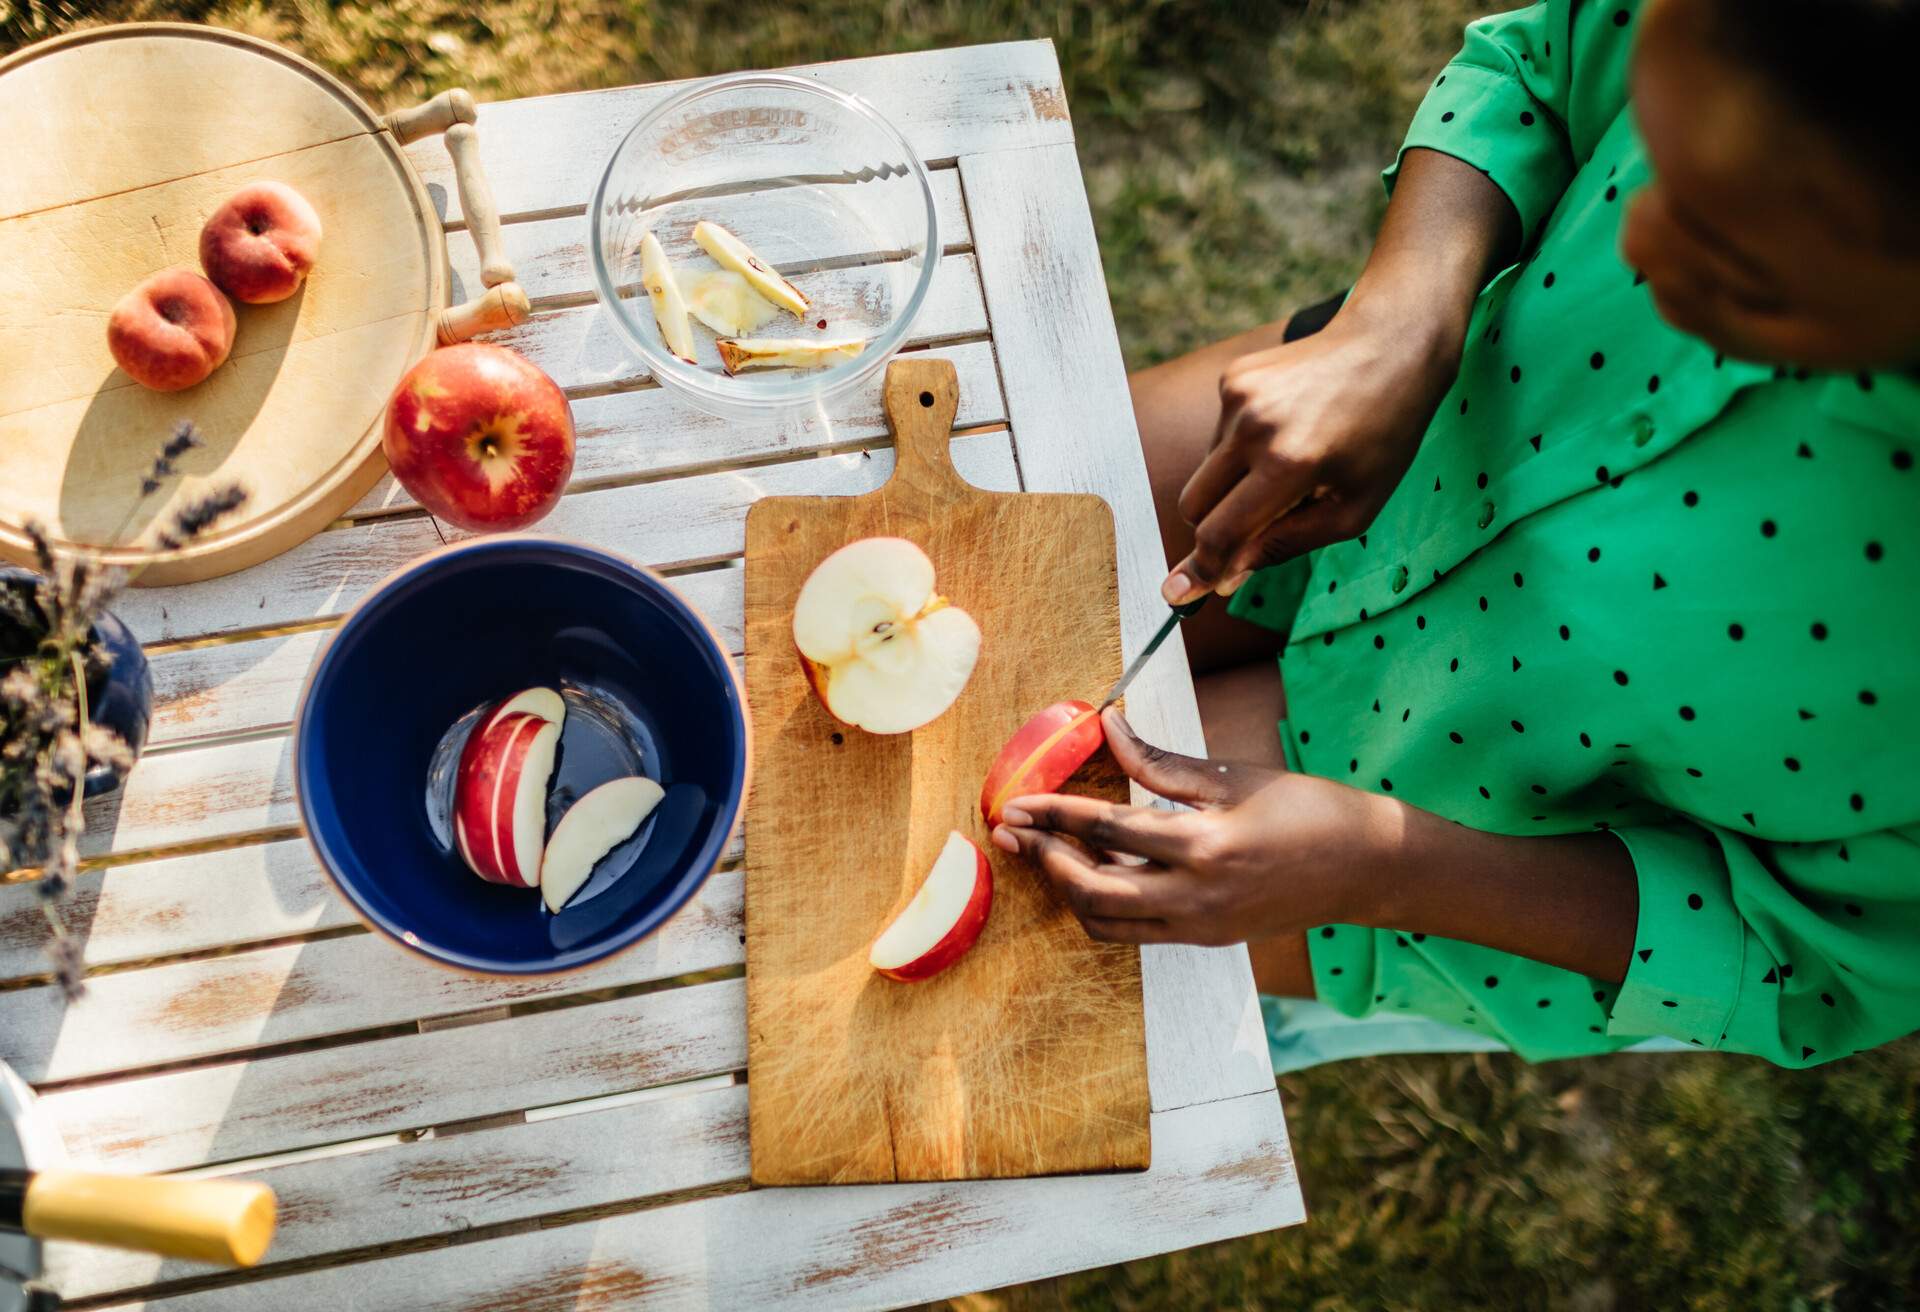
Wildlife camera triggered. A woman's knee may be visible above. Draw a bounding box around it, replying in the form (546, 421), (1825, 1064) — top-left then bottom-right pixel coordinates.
(1249, 933), (1317, 998)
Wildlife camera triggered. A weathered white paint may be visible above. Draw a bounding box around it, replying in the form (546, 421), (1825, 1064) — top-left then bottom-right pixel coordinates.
(2, 871), (742, 1085)
(116, 1088), (1300, 1312)
(115, 393), (1016, 645)
(41, 978), (748, 1175)
(403, 42), (1072, 225)
(961, 145), (1278, 1114)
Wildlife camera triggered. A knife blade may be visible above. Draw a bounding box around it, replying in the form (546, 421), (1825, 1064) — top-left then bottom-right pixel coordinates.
(1100, 598), (1206, 711)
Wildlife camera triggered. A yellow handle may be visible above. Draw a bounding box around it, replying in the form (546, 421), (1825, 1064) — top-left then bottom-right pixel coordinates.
(23, 1170), (275, 1267)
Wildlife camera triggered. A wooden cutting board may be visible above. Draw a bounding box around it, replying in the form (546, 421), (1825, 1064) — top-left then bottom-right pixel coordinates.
(0, 24), (444, 585)
(742, 356), (1150, 1186)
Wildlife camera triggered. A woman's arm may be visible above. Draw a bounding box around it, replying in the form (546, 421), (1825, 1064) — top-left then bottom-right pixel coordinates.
(992, 709), (1638, 979)
(1163, 149), (1521, 603)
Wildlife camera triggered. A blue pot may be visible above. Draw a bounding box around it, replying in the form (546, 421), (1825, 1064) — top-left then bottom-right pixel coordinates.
(293, 538), (750, 976)
(0, 568), (151, 799)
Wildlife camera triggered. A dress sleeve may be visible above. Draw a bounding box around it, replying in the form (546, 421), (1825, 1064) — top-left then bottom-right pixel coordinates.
(1386, 1), (1637, 244)
(1606, 821), (1920, 1067)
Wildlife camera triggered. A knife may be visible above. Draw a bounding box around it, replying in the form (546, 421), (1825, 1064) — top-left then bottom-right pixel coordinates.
(1099, 598), (1206, 712)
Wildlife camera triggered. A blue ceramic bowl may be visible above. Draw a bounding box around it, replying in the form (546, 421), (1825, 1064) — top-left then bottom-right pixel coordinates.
(294, 538), (749, 975)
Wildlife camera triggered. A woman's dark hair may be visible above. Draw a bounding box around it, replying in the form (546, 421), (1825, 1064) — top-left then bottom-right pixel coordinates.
(1710, 0), (1917, 188)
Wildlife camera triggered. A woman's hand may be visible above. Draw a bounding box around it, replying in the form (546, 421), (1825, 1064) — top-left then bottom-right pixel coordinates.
(989, 709), (1400, 946)
(1162, 307), (1463, 604)
(1160, 148), (1524, 606)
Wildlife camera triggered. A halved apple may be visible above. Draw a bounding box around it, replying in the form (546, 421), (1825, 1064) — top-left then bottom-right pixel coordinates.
(792, 537), (981, 735)
(691, 220), (808, 316)
(540, 775), (666, 913)
(640, 231), (697, 364)
(686, 270), (780, 337)
(452, 711), (561, 887)
(715, 336), (867, 375)
(981, 699), (1106, 826)
(869, 831), (992, 981)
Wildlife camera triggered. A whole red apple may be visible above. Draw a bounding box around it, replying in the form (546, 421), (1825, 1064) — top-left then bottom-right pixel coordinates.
(199, 181), (323, 305)
(106, 269), (236, 392)
(383, 343), (575, 531)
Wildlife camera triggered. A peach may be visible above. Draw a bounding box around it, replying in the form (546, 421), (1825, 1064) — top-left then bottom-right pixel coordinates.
(199, 181), (323, 304)
(981, 699), (1106, 826)
(106, 269), (237, 392)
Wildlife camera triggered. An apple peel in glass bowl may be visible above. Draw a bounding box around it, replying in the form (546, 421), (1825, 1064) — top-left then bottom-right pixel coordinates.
(793, 537), (980, 735)
(981, 699), (1108, 827)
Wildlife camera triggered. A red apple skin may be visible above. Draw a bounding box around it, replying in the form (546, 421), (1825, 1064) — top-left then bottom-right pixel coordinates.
(383, 343), (575, 532)
(199, 181), (323, 304)
(452, 710), (544, 886)
(876, 844), (993, 982)
(106, 270), (236, 392)
(981, 699), (1106, 826)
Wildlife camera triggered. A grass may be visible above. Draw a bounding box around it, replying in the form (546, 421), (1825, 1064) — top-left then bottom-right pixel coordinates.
(5, 0), (1917, 1306)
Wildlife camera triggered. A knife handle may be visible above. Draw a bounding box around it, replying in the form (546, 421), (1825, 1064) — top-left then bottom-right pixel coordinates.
(6, 1167), (275, 1267)
(1172, 598), (1208, 619)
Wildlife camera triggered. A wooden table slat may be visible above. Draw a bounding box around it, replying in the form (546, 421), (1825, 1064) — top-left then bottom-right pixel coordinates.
(44, 1081), (752, 1303)
(2, 870), (742, 1086)
(403, 42), (1072, 226)
(39, 977), (748, 1175)
(114, 371), (1015, 647)
(960, 146), (1278, 1115)
(111, 1088), (1298, 1312)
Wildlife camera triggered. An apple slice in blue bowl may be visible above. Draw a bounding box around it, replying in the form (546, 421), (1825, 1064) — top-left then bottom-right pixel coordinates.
(294, 537), (748, 976)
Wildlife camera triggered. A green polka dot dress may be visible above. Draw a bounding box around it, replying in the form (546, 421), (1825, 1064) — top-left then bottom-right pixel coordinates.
(1229, 0), (1920, 1068)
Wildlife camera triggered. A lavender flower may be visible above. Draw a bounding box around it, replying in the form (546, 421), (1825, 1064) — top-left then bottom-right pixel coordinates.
(3, 423), (247, 999)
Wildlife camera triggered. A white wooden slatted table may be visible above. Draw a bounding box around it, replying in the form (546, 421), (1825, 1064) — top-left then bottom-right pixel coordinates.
(0, 39), (1303, 1309)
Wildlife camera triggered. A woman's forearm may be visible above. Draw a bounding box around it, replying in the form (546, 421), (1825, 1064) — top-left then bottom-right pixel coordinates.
(1340, 147), (1524, 370)
(1356, 797), (1641, 983)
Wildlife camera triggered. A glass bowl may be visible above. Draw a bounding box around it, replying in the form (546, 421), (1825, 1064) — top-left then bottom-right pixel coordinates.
(589, 73), (939, 420)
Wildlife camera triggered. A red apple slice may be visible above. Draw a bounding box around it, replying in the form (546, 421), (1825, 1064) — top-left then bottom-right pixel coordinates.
(452, 711), (561, 887)
(540, 776), (666, 913)
(980, 699), (1106, 826)
(869, 831), (992, 982)
(483, 685), (565, 734)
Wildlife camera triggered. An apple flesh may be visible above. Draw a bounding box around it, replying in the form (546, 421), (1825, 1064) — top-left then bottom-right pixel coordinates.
(453, 710), (561, 886)
(869, 831), (992, 981)
(639, 231), (697, 363)
(106, 269), (236, 392)
(686, 270), (779, 337)
(199, 181), (323, 304)
(484, 686), (566, 735)
(792, 537), (980, 735)
(383, 343), (575, 532)
(691, 220), (808, 316)
(980, 699), (1106, 826)
(540, 775), (665, 913)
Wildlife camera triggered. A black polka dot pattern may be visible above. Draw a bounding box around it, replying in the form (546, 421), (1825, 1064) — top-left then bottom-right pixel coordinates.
(1268, 66), (1914, 1071)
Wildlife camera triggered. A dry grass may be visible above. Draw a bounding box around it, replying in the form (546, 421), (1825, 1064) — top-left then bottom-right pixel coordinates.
(5, 1), (1917, 1306)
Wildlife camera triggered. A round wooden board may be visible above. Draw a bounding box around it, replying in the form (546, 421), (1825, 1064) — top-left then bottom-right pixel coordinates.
(0, 25), (445, 586)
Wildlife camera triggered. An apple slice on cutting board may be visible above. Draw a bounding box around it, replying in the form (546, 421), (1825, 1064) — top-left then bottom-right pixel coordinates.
(453, 711), (561, 887)
(981, 699), (1107, 826)
(869, 831), (992, 982)
(541, 775), (666, 913)
(792, 536), (980, 734)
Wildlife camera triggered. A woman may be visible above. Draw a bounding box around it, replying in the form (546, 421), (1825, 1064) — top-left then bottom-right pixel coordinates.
(991, 0), (1920, 1067)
